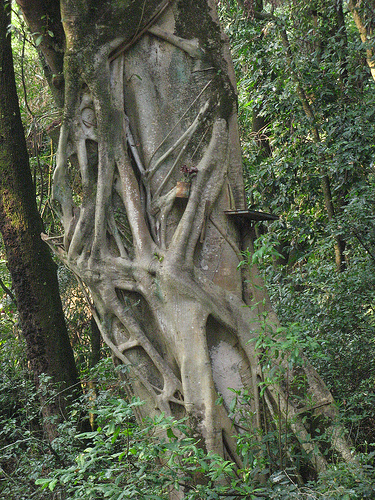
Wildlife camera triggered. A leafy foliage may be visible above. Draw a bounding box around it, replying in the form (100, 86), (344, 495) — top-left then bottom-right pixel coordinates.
(0, 341), (375, 499)
(219, 0), (375, 451)
(0, 315), (50, 499)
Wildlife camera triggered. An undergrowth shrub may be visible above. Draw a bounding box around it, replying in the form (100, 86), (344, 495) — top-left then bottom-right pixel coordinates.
(1, 346), (375, 499)
(1, 309), (375, 499)
(0, 318), (54, 500)
(32, 360), (375, 499)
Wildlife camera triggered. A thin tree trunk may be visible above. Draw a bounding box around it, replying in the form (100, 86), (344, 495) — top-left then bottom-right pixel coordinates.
(0, 0), (83, 442)
(87, 315), (101, 429)
(244, 4), (346, 270)
(348, 0), (375, 83)
(278, 23), (346, 271)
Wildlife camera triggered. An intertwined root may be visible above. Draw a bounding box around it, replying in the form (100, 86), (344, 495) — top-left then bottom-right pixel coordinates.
(43, 0), (354, 474)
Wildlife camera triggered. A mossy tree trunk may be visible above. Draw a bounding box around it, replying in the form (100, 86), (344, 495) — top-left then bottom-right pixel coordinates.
(0, 0), (83, 442)
(17, 0), (353, 481)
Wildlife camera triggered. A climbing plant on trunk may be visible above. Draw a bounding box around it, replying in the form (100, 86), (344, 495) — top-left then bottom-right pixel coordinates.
(17, 0), (353, 480)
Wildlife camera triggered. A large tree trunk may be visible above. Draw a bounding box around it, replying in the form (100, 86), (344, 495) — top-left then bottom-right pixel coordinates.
(0, 0), (83, 442)
(19, 0), (353, 479)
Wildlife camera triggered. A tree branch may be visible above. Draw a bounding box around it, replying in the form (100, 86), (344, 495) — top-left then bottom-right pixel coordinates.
(0, 276), (15, 302)
(168, 118), (228, 265)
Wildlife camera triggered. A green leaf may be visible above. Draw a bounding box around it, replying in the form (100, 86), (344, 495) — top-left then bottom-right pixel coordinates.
(167, 427), (177, 440)
(35, 34), (43, 46)
(35, 478), (50, 489)
(48, 479), (58, 491)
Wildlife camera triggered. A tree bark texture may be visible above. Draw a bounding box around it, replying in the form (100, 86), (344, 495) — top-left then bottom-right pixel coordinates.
(18, 0), (353, 472)
(0, 0), (82, 442)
